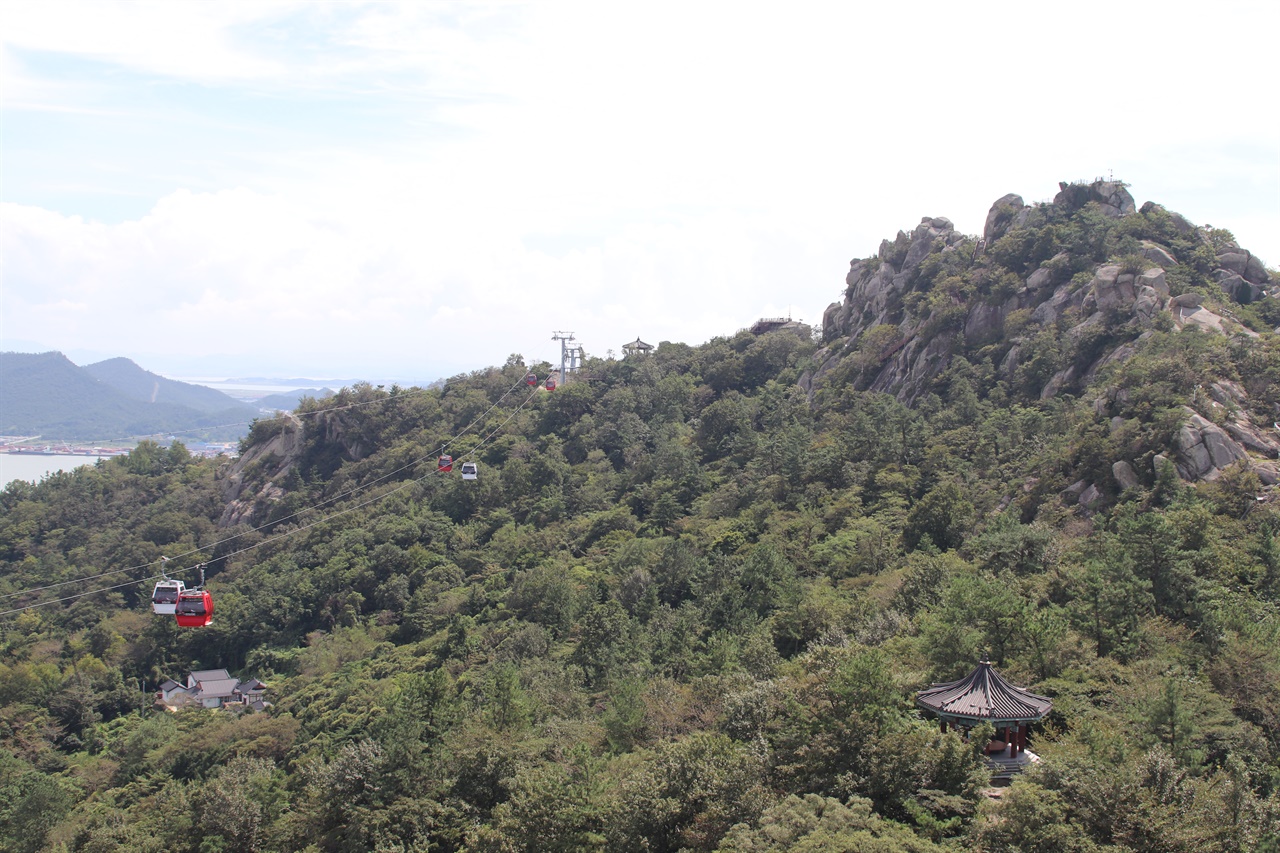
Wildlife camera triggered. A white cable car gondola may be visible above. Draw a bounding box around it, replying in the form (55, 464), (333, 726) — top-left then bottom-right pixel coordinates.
(151, 578), (186, 615)
(461, 461), (478, 480)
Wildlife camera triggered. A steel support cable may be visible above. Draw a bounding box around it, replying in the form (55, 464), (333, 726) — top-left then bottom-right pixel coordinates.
(1, 372), (538, 600)
(51, 373), (480, 453)
(0, 376), (547, 616)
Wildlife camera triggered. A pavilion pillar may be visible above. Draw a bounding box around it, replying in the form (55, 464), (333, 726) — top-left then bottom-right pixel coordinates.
(940, 719), (947, 734)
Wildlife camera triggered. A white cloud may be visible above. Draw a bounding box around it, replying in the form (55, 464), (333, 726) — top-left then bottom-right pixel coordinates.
(2, 1), (1278, 379)
(2, 1), (293, 84)
(1, 182), (842, 377)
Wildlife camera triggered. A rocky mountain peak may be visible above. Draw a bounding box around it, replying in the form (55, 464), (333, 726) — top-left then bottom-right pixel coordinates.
(811, 178), (1278, 493)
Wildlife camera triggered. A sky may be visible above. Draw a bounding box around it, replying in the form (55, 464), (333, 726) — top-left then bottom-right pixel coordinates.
(2, 0), (1278, 383)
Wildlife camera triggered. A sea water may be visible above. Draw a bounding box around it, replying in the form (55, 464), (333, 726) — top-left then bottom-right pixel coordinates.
(0, 454), (109, 489)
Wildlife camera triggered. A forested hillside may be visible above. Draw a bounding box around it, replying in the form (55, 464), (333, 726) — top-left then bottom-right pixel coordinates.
(2, 181), (1279, 852)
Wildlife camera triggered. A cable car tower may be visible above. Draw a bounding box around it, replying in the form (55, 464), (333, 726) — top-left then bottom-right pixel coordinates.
(551, 331), (584, 385)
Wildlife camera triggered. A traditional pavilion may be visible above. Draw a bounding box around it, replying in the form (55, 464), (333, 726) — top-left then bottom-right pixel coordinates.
(916, 657), (1052, 760)
(622, 337), (654, 357)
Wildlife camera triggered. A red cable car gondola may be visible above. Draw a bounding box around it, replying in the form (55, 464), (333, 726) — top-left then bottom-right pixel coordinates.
(175, 589), (214, 627)
(545, 377), (556, 391)
(438, 454), (453, 472)
(525, 372), (538, 386)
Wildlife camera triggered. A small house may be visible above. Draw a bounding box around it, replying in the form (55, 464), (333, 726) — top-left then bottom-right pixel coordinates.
(156, 668), (270, 711)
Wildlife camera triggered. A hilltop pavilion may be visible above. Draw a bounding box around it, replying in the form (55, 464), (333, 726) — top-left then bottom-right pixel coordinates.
(622, 338), (654, 357)
(916, 657), (1052, 759)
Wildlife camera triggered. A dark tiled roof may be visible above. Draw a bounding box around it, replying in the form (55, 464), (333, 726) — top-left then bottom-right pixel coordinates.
(917, 659), (1052, 722)
(189, 668), (231, 684)
(194, 677), (240, 699)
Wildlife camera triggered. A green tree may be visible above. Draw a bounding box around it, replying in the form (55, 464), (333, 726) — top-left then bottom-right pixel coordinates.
(0, 751), (72, 853)
(1145, 677), (1200, 766)
(1067, 556), (1151, 658)
(611, 733), (769, 852)
(972, 780), (1102, 853)
(717, 793), (948, 852)
(904, 481), (974, 552)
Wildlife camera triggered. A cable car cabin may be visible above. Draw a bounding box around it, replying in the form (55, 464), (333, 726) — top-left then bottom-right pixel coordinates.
(545, 378), (557, 391)
(525, 372), (538, 386)
(174, 589), (214, 627)
(461, 461), (479, 480)
(151, 579), (186, 615)
(438, 454), (453, 472)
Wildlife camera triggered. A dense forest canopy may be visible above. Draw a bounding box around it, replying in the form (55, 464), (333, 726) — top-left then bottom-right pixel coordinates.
(2, 185), (1279, 852)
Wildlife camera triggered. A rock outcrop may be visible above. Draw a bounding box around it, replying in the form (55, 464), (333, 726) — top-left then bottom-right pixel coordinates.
(217, 414), (303, 528)
(820, 215), (972, 402)
(1174, 410), (1248, 481)
(810, 177), (1279, 494)
(1052, 180), (1136, 217)
(984, 193), (1028, 244)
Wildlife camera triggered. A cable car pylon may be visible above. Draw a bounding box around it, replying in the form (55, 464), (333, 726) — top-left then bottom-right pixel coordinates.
(551, 331), (583, 386)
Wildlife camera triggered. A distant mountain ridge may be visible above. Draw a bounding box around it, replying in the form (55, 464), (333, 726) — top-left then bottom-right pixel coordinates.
(256, 389), (336, 411)
(0, 351), (256, 442)
(83, 357), (260, 415)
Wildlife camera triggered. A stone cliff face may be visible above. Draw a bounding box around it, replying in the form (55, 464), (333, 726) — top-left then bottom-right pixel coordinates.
(217, 414), (303, 528)
(811, 179), (1278, 491)
(215, 399), (376, 528)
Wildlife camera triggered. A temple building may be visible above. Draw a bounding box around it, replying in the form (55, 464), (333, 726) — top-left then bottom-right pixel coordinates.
(916, 657), (1052, 776)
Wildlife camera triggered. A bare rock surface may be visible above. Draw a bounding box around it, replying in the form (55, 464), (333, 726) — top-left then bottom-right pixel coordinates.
(1113, 460), (1141, 491)
(984, 193), (1027, 244)
(1139, 241), (1177, 268)
(218, 414), (303, 527)
(1174, 411), (1247, 481)
(812, 177), (1277, 497)
(1053, 180), (1136, 217)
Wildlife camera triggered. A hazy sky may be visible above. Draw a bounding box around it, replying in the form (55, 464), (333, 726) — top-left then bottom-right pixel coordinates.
(3, 1), (1277, 381)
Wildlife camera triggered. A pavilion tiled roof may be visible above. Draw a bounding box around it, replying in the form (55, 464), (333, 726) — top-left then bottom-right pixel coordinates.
(916, 658), (1052, 723)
